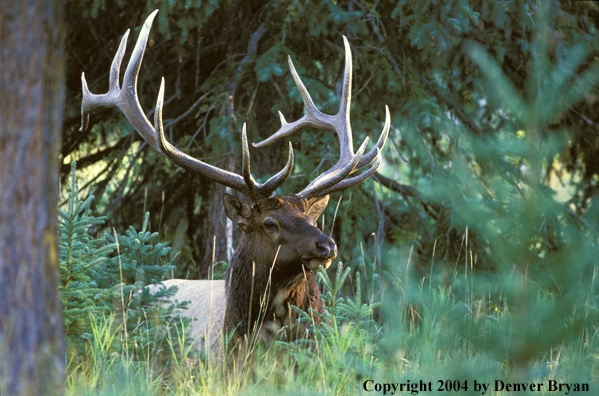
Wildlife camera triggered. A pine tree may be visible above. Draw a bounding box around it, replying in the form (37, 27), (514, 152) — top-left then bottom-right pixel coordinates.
(59, 162), (116, 350)
(59, 162), (190, 357)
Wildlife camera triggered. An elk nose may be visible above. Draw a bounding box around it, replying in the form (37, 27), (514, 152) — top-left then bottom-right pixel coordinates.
(316, 236), (337, 259)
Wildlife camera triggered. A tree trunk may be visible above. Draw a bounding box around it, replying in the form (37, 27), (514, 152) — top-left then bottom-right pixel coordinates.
(0, 1), (66, 395)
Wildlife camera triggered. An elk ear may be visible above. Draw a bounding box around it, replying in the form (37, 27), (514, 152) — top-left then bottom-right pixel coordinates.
(306, 195), (330, 221)
(222, 193), (252, 232)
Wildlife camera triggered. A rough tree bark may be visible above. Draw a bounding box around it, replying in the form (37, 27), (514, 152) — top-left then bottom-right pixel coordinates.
(0, 1), (66, 395)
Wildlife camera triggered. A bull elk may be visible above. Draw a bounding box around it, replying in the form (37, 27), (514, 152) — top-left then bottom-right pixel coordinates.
(80, 10), (390, 354)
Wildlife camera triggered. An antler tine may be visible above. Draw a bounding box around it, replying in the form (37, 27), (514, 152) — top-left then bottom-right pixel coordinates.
(153, 79), (253, 198)
(354, 105), (391, 171)
(299, 136), (369, 200)
(241, 125), (295, 199)
(80, 10), (160, 150)
(252, 36), (390, 199)
(81, 10), (294, 202)
(251, 53), (337, 149)
(80, 29), (130, 133)
(317, 149), (381, 197)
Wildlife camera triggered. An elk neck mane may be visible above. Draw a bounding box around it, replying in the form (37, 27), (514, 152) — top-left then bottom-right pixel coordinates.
(223, 196), (324, 339)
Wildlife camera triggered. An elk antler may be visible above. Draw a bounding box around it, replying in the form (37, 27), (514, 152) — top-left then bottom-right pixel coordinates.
(253, 37), (390, 200)
(79, 10), (293, 202)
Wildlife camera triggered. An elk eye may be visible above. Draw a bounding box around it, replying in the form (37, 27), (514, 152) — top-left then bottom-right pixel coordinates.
(264, 220), (277, 230)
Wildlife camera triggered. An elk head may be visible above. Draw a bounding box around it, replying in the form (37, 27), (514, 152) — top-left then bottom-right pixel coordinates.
(79, 9), (390, 278)
(223, 193), (335, 275)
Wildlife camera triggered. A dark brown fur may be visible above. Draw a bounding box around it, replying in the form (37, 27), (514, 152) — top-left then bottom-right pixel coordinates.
(222, 194), (334, 344)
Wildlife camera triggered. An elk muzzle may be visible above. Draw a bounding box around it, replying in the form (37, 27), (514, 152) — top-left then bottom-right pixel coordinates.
(301, 234), (336, 270)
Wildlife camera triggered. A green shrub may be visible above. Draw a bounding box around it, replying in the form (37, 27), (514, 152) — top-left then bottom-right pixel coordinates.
(59, 162), (190, 360)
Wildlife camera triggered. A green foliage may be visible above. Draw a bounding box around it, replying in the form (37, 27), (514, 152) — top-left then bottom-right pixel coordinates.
(59, 162), (190, 358)
(278, 263), (380, 381)
(254, 44), (289, 82)
(313, 263), (380, 346)
(63, 0), (599, 278)
(62, 1), (599, 393)
(396, 0), (599, 377)
(59, 162), (117, 350)
(103, 212), (173, 289)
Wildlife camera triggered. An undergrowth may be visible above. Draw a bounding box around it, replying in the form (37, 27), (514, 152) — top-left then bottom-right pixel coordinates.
(60, 11), (599, 390)
(63, 258), (599, 395)
(59, 162), (191, 366)
(60, 159), (599, 395)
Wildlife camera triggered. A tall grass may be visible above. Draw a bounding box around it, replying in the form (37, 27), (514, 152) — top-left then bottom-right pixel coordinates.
(64, 3), (599, 393)
(64, 251), (598, 395)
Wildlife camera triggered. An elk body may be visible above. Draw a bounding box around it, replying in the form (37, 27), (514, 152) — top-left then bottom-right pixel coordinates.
(80, 10), (390, 354)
